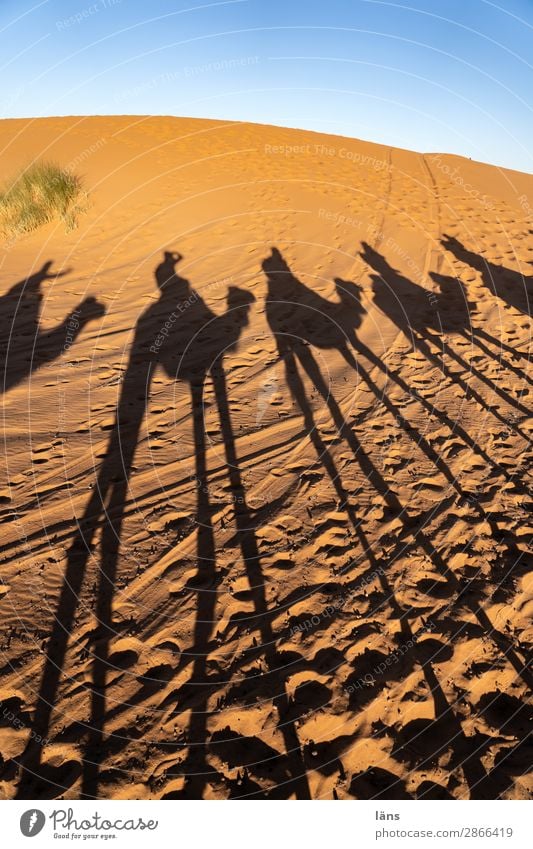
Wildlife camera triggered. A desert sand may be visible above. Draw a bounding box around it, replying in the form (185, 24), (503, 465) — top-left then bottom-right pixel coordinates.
(0, 115), (531, 800)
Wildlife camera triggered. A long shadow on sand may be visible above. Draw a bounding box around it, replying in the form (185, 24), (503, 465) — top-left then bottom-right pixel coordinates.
(1, 261), (105, 393)
(261, 246), (531, 799)
(14, 247), (530, 800)
(361, 243), (530, 430)
(16, 251), (310, 800)
(442, 234), (532, 319)
(429, 269), (532, 388)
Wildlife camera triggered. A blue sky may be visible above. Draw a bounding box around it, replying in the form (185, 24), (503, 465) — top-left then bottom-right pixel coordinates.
(1, 0), (532, 172)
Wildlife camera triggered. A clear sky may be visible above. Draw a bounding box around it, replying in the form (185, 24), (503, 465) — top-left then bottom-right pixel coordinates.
(1, 0), (532, 172)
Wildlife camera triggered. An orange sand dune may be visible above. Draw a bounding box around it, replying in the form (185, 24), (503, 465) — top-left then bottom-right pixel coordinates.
(0, 116), (531, 800)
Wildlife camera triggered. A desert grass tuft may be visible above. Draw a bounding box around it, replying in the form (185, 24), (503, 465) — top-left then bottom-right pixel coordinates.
(0, 161), (88, 240)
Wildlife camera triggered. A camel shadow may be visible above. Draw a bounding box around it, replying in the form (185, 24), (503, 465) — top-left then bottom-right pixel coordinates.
(429, 271), (532, 384)
(442, 234), (532, 318)
(15, 252), (244, 797)
(1, 261), (105, 393)
(262, 246), (531, 798)
(16, 251), (309, 801)
(14, 248), (529, 800)
(361, 242), (530, 428)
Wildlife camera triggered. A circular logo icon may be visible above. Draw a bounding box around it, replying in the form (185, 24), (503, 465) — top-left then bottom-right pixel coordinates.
(20, 810), (46, 837)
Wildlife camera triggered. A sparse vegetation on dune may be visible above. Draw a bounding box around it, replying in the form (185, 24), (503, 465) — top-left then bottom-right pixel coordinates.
(0, 161), (88, 239)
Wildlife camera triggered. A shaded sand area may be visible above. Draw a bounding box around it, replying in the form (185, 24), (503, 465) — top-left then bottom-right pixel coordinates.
(0, 116), (531, 799)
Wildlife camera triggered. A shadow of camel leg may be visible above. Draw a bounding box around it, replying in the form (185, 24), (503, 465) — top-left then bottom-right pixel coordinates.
(415, 531), (533, 689)
(15, 486), (106, 798)
(415, 333), (530, 435)
(338, 344), (470, 500)
(178, 380), (219, 798)
(82, 477), (128, 799)
(279, 342), (399, 588)
(431, 331), (530, 417)
(351, 338), (526, 491)
(301, 344), (532, 691)
(211, 360), (311, 800)
(295, 345), (403, 513)
(281, 343), (363, 522)
(283, 347), (497, 797)
(467, 330), (533, 387)
(81, 361), (150, 798)
(17, 358), (150, 798)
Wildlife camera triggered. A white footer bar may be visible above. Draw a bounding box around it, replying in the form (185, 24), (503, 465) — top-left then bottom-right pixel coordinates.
(4, 799), (530, 849)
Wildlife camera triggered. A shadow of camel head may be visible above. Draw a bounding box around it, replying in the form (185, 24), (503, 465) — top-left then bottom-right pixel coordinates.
(76, 295), (107, 322)
(334, 276), (365, 304)
(226, 284), (255, 318)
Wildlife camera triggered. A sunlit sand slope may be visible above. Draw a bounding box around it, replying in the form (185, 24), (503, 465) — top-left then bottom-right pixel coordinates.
(0, 116), (531, 800)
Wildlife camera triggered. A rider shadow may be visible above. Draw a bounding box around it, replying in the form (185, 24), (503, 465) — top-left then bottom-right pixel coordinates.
(442, 234), (533, 318)
(262, 246), (529, 798)
(16, 251), (309, 800)
(263, 247), (402, 517)
(327, 254), (528, 499)
(429, 270), (533, 387)
(1, 261), (105, 393)
(360, 242), (530, 429)
(263, 247), (474, 509)
(354, 245), (531, 685)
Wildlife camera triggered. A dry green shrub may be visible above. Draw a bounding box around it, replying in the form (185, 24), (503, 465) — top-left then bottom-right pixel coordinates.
(0, 161), (88, 239)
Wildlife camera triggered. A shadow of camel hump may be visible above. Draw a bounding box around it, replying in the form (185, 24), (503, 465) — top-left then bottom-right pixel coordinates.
(263, 247), (365, 351)
(442, 234), (533, 317)
(360, 241), (531, 426)
(429, 269), (533, 386)
(14, 245), (530, 801)
(0, 260), (105, 393)
(16, 250), (312, 801)
(154, 257), (255, 383)
(262, 245), (531, 799)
